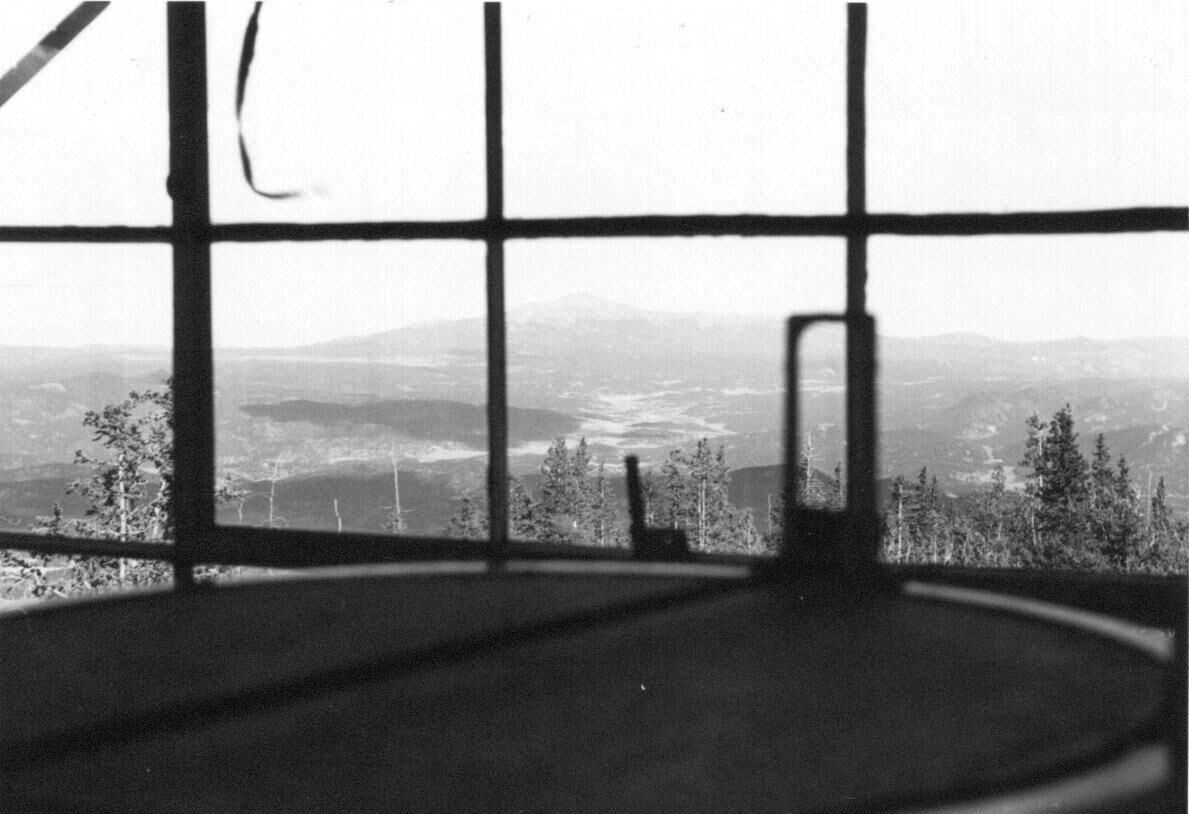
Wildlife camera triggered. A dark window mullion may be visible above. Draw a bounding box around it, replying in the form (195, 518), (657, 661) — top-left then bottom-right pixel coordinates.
(485, 2), (509, 559)
(168, 2), (215, 588)
(845, 3), (879, 559)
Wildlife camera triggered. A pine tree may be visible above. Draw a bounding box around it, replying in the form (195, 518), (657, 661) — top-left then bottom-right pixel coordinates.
(215, 473), (249, 525)
(661, 448), (689, 532)
(570, 437), (595, 532)
(906, 467), (941, 562)
(883, 475), (906, 563)
(792, 434), (827, 508)
(444, 491), (489, 539)
(28, 381), (243, 595)
(1144, 476), (1189, 573)
(534, 436), (614, 545)
(829, 461), (844, 511)
(509, 476), (547, 540)
(30, 385), (174, 591)
(765, 489), (785, 552)
(640, 469), (659, 527)
(539, 437), (572, 521)
(1021, 405), (1090, 567)
(1087, 433), (1116, 566)
(1149, 475), (1172, 553)
(1104, 456), (1140, 568)
(67, 386), (174, 543)
(654, 439), (747, 553)
(588, 460), (622, 547)
(973, 465), (1017, 566)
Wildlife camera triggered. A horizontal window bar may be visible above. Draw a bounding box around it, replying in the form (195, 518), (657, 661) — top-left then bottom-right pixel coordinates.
(193, 527), (758, 570)
(0, 226), (172, 242)
(212, 209), (1189, 240)
(0, 208), (1181, 245)
(2, 526), (761, 570)
(0, 532), (174, 562)
(869, 209), (1188, 236)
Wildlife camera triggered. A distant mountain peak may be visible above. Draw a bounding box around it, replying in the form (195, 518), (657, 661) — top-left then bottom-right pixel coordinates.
(509, 293), (648, 322)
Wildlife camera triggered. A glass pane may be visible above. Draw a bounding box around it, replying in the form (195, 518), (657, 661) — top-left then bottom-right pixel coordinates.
(0, 4), (169, 224)
(213, 241), (488, 539)
(870, 233), (1189, 573)
(206, 5), (485, 223)
(504, 2), (846, 216)
(506, 237), (845, 554)
(790, 322), (847, 513)
(868, 1), (1188, 212)
(0, 245), (172, 559)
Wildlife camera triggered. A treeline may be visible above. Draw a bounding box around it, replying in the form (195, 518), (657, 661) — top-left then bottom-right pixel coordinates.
(453, 405), (1187, 575)
(446, 436), (836, 557)
(5, 386), (1186, 602)
(883, 405), (1188, 574)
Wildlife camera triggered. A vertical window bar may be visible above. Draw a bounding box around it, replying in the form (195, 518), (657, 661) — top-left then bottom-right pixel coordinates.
(484, 3), (509, 561)
(167, 2), (215, 589)
(845, 3), (879, 559)
(846, 3), (867, 239)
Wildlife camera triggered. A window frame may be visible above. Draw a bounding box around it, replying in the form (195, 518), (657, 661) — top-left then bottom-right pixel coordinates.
(0, 1), (1184, 583)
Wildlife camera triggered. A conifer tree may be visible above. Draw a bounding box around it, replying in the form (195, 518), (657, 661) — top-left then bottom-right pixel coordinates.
(884, 475), (906, 562)
(1021, 405), (1090, 566)
(534, 436), (611, 544)
(829, 462), (844, 511)
(28, 381), (248, 594)
(1104, 455), (1140, 568)
(1150, 476), (1171, 539)
(509, 476), (547, 540)
(656, 439), (747, 552)
(589, 460), (621, 546)
(444, 491), (488, 539)
(66, 386), (174, 543)
(765, 489), (785, 551)
(539, 437), (573, 521)
(661, 448), (689, 532)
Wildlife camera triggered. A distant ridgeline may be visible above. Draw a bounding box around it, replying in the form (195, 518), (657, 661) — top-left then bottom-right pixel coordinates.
(2, 313), (1189, 597)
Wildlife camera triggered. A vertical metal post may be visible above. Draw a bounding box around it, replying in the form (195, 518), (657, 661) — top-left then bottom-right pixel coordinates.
(846, 4), (867, 245)
(167, 3), (214, 589)
(484, 3), (509, 562)
(845, 3), (879, 560)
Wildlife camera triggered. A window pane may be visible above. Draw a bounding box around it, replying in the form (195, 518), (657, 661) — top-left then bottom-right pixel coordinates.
(206, 5), (485, 223)
(504, 3), (846, 216)
(0, 4), (169, 225)
(790, 322), (847, 513)
(870, 233), (1189, 572)
(506, 237), (845, 553)
(0, 245), (172, 558)
(213, 242), (488, 539)
(868, 1), (1187, 212)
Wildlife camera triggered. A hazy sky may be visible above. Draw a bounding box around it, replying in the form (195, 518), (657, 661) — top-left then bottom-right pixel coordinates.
(0, 1), (1184, 347)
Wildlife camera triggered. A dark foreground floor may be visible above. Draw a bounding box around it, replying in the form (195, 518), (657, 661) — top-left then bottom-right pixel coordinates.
(0, 565), (1175, 811)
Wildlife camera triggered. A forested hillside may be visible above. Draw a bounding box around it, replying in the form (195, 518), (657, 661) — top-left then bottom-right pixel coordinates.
(3, 385), (1186, 601)
(440, 405), (1187, 574)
